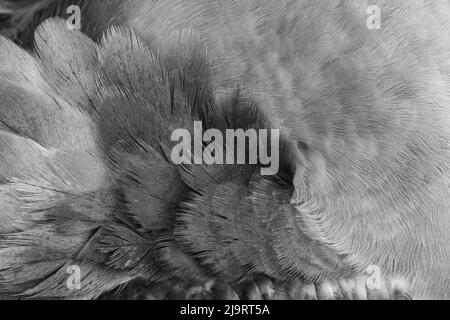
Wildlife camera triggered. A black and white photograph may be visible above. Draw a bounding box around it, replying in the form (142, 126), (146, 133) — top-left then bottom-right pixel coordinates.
(0, 0), (448, 305)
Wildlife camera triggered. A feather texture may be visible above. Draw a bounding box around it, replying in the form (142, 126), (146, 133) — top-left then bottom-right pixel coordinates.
(0, 0), (449, 300)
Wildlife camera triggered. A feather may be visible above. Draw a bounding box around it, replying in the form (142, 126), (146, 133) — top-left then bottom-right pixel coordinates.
(34, 18), (100, 114)
(0, 28), (97, 152)
(0, 1), (449, 300)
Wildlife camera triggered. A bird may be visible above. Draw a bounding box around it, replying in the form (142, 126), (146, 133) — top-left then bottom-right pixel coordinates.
(0, 0), (449, 299)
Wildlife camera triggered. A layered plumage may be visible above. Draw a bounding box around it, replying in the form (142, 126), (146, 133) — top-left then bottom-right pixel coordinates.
(0, 0), (449, 299)
(0, 18), (335, 299)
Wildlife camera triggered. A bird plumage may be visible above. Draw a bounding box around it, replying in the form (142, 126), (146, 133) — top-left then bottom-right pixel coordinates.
(0, 18), (311, 299)
(0, 0), (449, 299)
